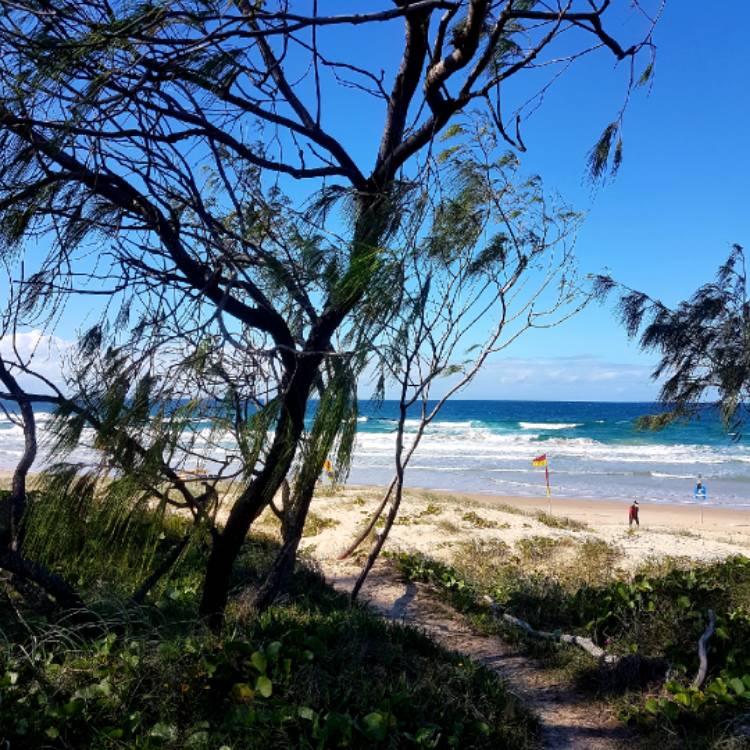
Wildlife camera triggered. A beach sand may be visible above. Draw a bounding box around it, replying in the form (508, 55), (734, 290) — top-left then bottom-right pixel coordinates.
(8, 468), (748, 570)
(279, 485), (750, 571)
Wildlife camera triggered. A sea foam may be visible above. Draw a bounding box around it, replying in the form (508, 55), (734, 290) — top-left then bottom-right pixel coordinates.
(2, 401), (750, 506)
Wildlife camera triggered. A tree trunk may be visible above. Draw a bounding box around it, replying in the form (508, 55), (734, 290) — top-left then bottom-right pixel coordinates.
(198, 193), (389, 627)
(198, 437), (297, 626)
(131, 531), (192, 604)
(253, 481), (316, 611)
(0, 358), (37, 551)
(198, 366), (313, 627)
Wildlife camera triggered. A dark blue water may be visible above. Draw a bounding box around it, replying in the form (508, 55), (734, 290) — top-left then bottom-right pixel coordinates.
(348, 401), (750, 506)
(2, 400), (748, 505)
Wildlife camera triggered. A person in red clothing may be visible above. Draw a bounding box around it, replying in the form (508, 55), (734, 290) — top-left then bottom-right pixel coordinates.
(628, 500), (640, 527)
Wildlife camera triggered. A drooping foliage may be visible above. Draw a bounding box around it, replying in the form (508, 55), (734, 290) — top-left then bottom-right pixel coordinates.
(0, 0), (662, 619)
(343, 121), (585, 591)
(599, 244), (750, 434)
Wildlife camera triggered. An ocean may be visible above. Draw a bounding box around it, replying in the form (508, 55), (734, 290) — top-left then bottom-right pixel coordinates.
(1, 400), (749, 507)
(351, 401), (750, 507)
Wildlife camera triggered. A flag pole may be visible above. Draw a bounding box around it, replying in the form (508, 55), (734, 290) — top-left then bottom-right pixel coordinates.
(546, 461), (551, 514)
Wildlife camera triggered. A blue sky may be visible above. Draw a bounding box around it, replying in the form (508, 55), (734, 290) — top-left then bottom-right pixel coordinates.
(467, 1), (750, 400)
(349, 1), (748, 400)
(6, 2), (748, 402)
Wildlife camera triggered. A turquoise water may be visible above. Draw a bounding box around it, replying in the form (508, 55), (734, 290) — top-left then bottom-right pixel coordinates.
(1, 400), (748, 506)
(348, 401), (750, 506)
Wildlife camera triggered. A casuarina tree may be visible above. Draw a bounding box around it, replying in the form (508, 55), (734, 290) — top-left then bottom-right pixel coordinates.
(599, 244), (750, 435)
(0, 1), (661, 624)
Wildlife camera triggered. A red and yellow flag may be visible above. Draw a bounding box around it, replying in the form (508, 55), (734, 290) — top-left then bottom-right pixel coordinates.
(532, 454), (551, 498)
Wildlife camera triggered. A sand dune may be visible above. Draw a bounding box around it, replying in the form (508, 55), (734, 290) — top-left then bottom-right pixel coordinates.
(289, 485), (750, 570)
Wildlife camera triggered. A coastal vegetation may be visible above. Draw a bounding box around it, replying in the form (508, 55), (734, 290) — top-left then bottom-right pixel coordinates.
(5, 2), (741, 749)
(392, 542), (750, 748)
(533, 512), (589, 532)
(599, 244), (750, 435)
(0, 507), (536, 749)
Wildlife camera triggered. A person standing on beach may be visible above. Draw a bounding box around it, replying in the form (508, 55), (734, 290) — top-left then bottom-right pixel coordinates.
(629, 500), (640, 527)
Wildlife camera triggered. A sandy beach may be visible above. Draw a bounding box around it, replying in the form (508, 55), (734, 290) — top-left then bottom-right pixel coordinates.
(283, 485), (750, 572)
(8, 468), (748, 567)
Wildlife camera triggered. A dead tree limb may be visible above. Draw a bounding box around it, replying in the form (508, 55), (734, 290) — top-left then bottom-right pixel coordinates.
(337, 476), (397, 560)
(484, 596), (620, 664)
(692, 609), (717, 689)
(0, 549), (85, 610)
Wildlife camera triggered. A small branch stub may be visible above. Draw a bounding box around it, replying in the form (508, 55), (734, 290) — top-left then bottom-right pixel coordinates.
(692, 609), (717, 689)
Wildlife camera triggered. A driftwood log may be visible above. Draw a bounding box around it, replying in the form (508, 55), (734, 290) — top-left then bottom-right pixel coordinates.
(487, 597), (719, 687)
(692, 609), (717, 689)
(483, 595), (621, 664)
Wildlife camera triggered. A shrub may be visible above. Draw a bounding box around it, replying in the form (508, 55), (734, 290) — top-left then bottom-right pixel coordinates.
(462, 511), (509, 530)
(302, 511), (339, 537)
(534, 511), (589, 532)
(1, 536), (538, 750)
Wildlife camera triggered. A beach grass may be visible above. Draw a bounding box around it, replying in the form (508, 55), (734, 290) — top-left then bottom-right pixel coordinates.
(0, 511), (537, 750)
(302, 510), (340, 536)
(462, 510), (510, 529)
(534, 511), (589, 531)
(390, 530), (750, 750)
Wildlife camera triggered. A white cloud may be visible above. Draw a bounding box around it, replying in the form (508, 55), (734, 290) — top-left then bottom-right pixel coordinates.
(1, 335), (661, 404)
(0, 329), (73, 393)
(358, 355), (660, 402)
(459, 356), (659, 401)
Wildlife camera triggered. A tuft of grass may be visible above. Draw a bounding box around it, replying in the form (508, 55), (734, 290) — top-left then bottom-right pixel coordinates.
(493, 502), (528, 517)
(661, 527), (701, 540)
(462, 511), (509, 530)
(453, 539), (512, 590)
(437, 519), (461, 534)
(394, 503), (445, 526)
(515, 535), (572, 563)
(420, 492), (444, 506)
(302, 511), (340, 537)
(534, 511), (589, 531)
(564, 537), (623, 587)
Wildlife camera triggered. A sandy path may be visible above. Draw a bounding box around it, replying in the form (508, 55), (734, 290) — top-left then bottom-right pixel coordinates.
(264, 486), (750, 748)
(323, 557), (638, 750)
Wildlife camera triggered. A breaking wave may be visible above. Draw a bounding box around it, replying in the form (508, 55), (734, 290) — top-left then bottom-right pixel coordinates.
(2, 399), (750, 506)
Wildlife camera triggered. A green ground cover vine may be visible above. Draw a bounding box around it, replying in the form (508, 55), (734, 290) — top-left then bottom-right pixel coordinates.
(391, 547), (750, 748)
(1, 519), (537, 750)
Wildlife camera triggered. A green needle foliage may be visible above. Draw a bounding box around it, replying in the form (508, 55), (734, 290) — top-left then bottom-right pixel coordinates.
(598, 244), (750, 435)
